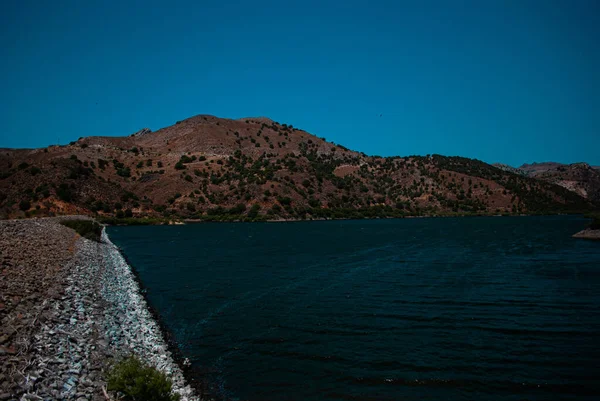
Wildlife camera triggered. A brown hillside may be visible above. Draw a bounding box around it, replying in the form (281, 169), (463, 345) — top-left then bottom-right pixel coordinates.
(0, 115), (596, 221)
(522, 162), (600, 203)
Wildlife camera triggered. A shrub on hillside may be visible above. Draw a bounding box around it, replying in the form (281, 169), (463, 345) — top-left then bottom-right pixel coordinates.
(277, 196), (292, 206)
(107, 356), (180, 401)
(19, 200), (31, 211)
(248, 204), (261, 219)
(29, 166), (42, 176)
(57, 184), (73, 202)
(117, 167), (131, 177)
(587, 213), (600, 230)
(61, 219), (102, 242)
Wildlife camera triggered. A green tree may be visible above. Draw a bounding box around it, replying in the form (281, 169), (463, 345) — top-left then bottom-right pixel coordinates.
(57, 184), (73, 202)
(19, 200), (31, 211)
(117, 167), (131, 177)
(248, 204), (261, 219)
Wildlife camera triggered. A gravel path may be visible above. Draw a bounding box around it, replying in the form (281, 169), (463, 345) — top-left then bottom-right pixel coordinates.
(0, 218), (200, 401)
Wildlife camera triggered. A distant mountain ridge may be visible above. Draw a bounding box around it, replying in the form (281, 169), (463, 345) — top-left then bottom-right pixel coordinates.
(491, 163), (526, 176)
(493, 161), (600, 203)
(1, 114), (597, 221)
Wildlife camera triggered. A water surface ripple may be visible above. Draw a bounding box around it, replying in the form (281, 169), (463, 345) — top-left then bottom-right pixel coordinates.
(108, 216), (600, 401)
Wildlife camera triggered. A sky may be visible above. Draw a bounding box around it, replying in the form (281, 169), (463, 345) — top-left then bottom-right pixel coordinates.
(1, 0), (598, 166)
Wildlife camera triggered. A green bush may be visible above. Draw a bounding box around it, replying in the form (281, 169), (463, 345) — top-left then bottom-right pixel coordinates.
(61, 219), (102, 242)
(117, 167), (131, 177)
(587, 213), (600, 230)
(229, 203), (246, 215)
(19, 200), (31, 211)
(248, 204), (261, 219)
(107, 356), (180, 401)
(277, 196), (292, 206)
(29, 166), (42, 176)
(98, 216), (169, 225)
(57, 184), (73, 202)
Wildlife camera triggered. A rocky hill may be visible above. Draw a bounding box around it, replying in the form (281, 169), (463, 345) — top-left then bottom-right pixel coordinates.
(517, 162), (600, 203)
(492, 163), (525, 176)
(1, 115), (597, 221)
(519, 162), (566, 175)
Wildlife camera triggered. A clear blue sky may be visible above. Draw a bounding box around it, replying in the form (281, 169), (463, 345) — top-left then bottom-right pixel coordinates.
(1, 0), (598, 166)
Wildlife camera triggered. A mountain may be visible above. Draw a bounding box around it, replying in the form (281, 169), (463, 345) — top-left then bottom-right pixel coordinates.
(0, 115), (597, 221)
(519, 162), (566, 175)
(518, 162), (600, 203)
(492, 163), (525, 176)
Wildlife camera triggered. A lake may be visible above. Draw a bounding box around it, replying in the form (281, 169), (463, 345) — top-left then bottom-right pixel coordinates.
(107, 216), (600, 401)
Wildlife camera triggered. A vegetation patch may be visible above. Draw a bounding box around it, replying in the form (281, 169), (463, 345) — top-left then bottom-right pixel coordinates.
(587, 213), (600, 230)
(60, 219), (103, 242)
(98, 216), (171, 225)
(106, 356), (180, 401)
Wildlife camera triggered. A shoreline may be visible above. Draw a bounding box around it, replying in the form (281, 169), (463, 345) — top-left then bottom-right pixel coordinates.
(168, 212), (585, 225)
(106, 231), (218, 400)
(0, 217), (202, 401)
(100, 230), (200, 400)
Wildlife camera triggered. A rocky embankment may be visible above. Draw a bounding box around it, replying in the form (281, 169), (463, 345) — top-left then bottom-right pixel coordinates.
(572, 228), (600, 240)
(0, 218), (200, 401)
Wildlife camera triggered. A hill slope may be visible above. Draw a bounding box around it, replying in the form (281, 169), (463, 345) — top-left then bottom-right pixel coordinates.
(518, 162), (600, 203)
(1, 115), (596, 221)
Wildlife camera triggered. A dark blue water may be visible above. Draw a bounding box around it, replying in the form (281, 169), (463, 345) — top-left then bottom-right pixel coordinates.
(107, 216), (600, 401)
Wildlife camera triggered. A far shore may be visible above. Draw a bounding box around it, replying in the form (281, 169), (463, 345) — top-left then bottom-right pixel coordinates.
(92, 211), (589, 226)
(3, 210), (591, 227)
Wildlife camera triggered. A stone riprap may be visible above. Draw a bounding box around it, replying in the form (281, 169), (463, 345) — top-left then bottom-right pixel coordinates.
(0, 218), (200, 401)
